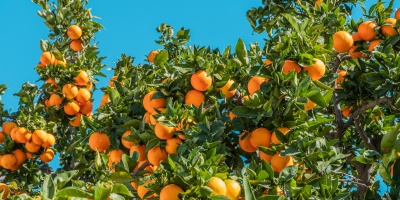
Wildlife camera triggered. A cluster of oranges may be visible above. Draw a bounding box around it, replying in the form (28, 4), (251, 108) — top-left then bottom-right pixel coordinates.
(0, 122), (56, 171)
(68, 25), (84, 51)
(206, 177), (241, 200)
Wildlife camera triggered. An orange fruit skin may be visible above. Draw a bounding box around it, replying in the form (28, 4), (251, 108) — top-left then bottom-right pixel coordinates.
(79, 101), (93, 115)
(26, 152), (33, 159)
(224, 179), (241, 200)
(229, 111), (236, 120)
(70, 40), (83, 51)
(238, 132), (257, 153)
(74, 70), (89, 86)
(62, 84), (79, 99)
(154, 123), (175, 140)
(190, 70), (213, 91)
(335, 70), (347, 89)
(147, 146), (167, 166)
(396, 9), (400, 19)
(16, 127), (32, 144)
(165, 138), (182, 154)
(42, 134), (56, 148)
(25, 141), (41, 153)
(143, 112), (151, 124)
(333, 31), (354, 53)
(54, 58), (66, 67)
(176, 118), (194, 131)
(341, 106), (353, 118)
(349, 46), (366, 59)
(39, 148), (55, 163)
(270, 127), (290, 144)
(260, 151), (273, 162)
(160, 184), (184, 200)
(381, 18), (398, 37)
(121, 131), (135, 149)
(75, 88), (91, 104)
(303, 58), (325, 81)
(150, 108), (166, 125)
(137, 179), (155, 199)
(271, 153), (294, 173)
(314, 0), (322, 8)
(2, 122), (17, 135)
(48, 94), (63, 109)
(69, 113), (82, 127)
(0, 132), (4, 144)
(64, 100), (80, 116)
(358, 21), (377, 41)
(217, 79), (237, 98)
(147, 50), (159, 63)
(185, 90), (205, 107)
(352, 32), (362, 41)
(368, 39), (382, 51)
(67, 25), (82, 40)
(282, 60), (301, 74)
(13, 149), (27, 165)
(207, 177), (227, 196)
(264, 59), (273, 68)
(10, 127), (19, 142)
(249, 128), (271, 148)
(89, 132), (110, 152)
(304, 98), (316, 111)
(40, 52), (55, 66)
(45, 78), (58, 90)
(108, 149), (124, 164)
(247, 76), (269, 96)
(1, 154), (17, 169)
(0, 183), (10, 199)
(143, 91), (166, 113)
(130, 145), (147, 161)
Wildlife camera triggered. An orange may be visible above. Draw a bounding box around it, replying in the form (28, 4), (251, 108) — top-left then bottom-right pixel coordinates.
(229, 111), (236, 120)
(0, 183), (9, 199)
(165, 138), (182, 154)
(86, 82), (93, 91)
(130, 145), (147, 161)
(131, 181), (138, 191)
(69, 113), (82, 127)
(143, 91), (166, 113)
(349, 46), (366, 59)
(304, 98), (316, 111)
(1, 154), (17, 169)
(358, 21), (377, 41)
(101, 94), (110, 104)
(70, 39), (83, 51)
(217, 80), (237, 98)
(67, 25), (82, 39)
(109, 76), (117, 87)
(13, 149), (27, 165)
(264, 59), (272, 68)
(147, 50), (159, 63)
(341, 106), (352, 118)
(45, 78), (58, 90)
(39, 148), (55, 163)
(62, 83), (79, 99)
(154, 123), (175, 140)
(249, 128), (271, 148)
(247, 76), (269, 96)
(89, 132), (110, 152)
(121, 131), (135, 149)
(160, 184), (184, 200)
(2, 121), (17, 134)
(282, 60), (301, 74)
(64, 100), (80, 116)
(260, 151), (273, 162)
(48, 94), (63, 109)
(335, 70), (347, 89)
(54, 58), (66, 67)
(271, 153), (294, 173)
(137, 179), (155, 199)
(185, 90), (205, 107)
(79, 101), (93, 115)
(16, 127), (32, 144)
(238, 132), (257, 153)
(143, 112), (151, 124)
(207, 177), (227, 196)
(303, 58), (325, 81)
(0, 132), (4, 144)
(314, 0), (322, 8)
(40, 52), (55, 66)
(74, 70), (89, 86)
(396, 8), (400, 19)
(150, 108), (166, 125)
(108, 149), (124, 164)
(26, 152), (33, 159)
(25, 141), (41, 153)
(270, 127), (290, 144)
(381, 18), (398, 37)
(147, 146), (167, 166)
(10, 127), (19, 142)
(242, 95), (249, 101)
(368, 39), (381, 51)
(224, 179), (241, 200)
(351, 32), (362, 41)
(333, 31), (354, 53)
(42, 134), (56, 148)
(190, 70), (213, 91)
(75, 88), (91, 103)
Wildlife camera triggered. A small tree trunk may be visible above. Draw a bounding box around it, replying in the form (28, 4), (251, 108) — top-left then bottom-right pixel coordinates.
(354, 163), (372, 198)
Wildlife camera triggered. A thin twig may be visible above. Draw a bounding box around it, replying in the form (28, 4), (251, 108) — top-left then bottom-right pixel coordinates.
(332, 171), (361, 181)
(338, 179), (370, 188)
(132, 161), (151, 176)
(354, 117), (377, 151)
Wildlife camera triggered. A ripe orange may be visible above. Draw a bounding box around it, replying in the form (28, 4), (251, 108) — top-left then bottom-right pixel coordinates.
(264, 59), (273, 68)
(121, 131), (135, 149)
(42, 134), (56, 148)
(74, 70), (89, 86)
(333, 31), (354, 53)
(247, 76), (269, 96)
(154, 123), (175, 140)
(48, 94), (63, 109)
(358, 21), (377, 41)
(143, 91), (166, 113)
(101, 94), (110, 104)
(229, 111), (236, 120)
(282, 60), (301, 74)
(40, 52), (55, 66)
(160, 184), (184, 200)
(13, 149), (27, 165)
(341, 106), (352, 117)
(185, 90), (205, 107)
(271, 153), (294, 172)
(368, 39), (381, 51)
(349, 46), (366, 59)
(39, 148), (55, 162)
(86, 82), (93, 91)
(79, 101), (93, 115)
(314, 0), (322, 8)
(165, 138), (182, 154)
(260, 151), (273, 162)
(249, 128), (271, 148)
(15, 127), (32, 144)
(62, 84), (79, 99)
(0, 132), (4, 144)
(147, 146), (167, 166)
(335, 70), (347, 89)
(108, 149), (124, 164)
(67, 25), (82, 40)
(45, 78), (58, 90)
(217, 80), (237, 98)
(137, 179), (155, 199)
(54, 58), (66, 67)
(381, 18), (398, 37)
(191, 70), (213, 91)
(150, 108), (166, 125)
(64, 100), (80, 116)
(0, 183), (9, 199)
(144, 112), (151, 124)
(2, 121), (17, 134)
(25, 141), (41, 153)
(130, 145), (147, 161)
(89, 132), (110, 152)
(303, 58), (325, 81)
(147, 50), (159, 63)
(26, 152), (33, 159)
(1, 154), (17, 169)
(270, 127), (290, 144)
(75, 88), (91, 103)
(10, 127), (19, 142)
(69, 113), (82, 127)
(224, 179), (241, 200)
(109, 76), (117, 87)
(238, 132), (257, 153)
(304, 98), (316, 111)
(207, 177), (227, 195)
(396, 9), (400, 19)
(70, 39), (83, 51)
(351, 32), (362, 41)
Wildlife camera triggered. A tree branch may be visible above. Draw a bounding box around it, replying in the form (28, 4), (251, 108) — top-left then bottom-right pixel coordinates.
(132, 161), (151, 176)
(338, 179), (370, 188)
(332, 55), (351, 72)
(354, 117), (377, 151)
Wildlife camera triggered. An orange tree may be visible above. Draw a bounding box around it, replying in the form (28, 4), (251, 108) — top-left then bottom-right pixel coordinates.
(0, 0), (400, 199)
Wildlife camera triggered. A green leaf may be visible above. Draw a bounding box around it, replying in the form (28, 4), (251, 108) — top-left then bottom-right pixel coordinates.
(42, 175), (56, 199)
(235, 38), (249, 66)
(378, 163), (394, 185)
(109, 171), (134, 183)
(111, 183), (133, 197)
(281, 14), (301, 33)
(40, 39), (51, 52)
(351, 155), (374, 164)
(242, 168), (256, 200)
(56, 187), (93, 198)
(232, 106), (263, 118)
(154, 50), (168, 66)
(381, 123), (400, 154)
(53, 170), (78, 189)
(278, 166), (298, 183)
(313, 80), (333, 90)
(94, 185), (112, 200)
(308, 92), (328, 107)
